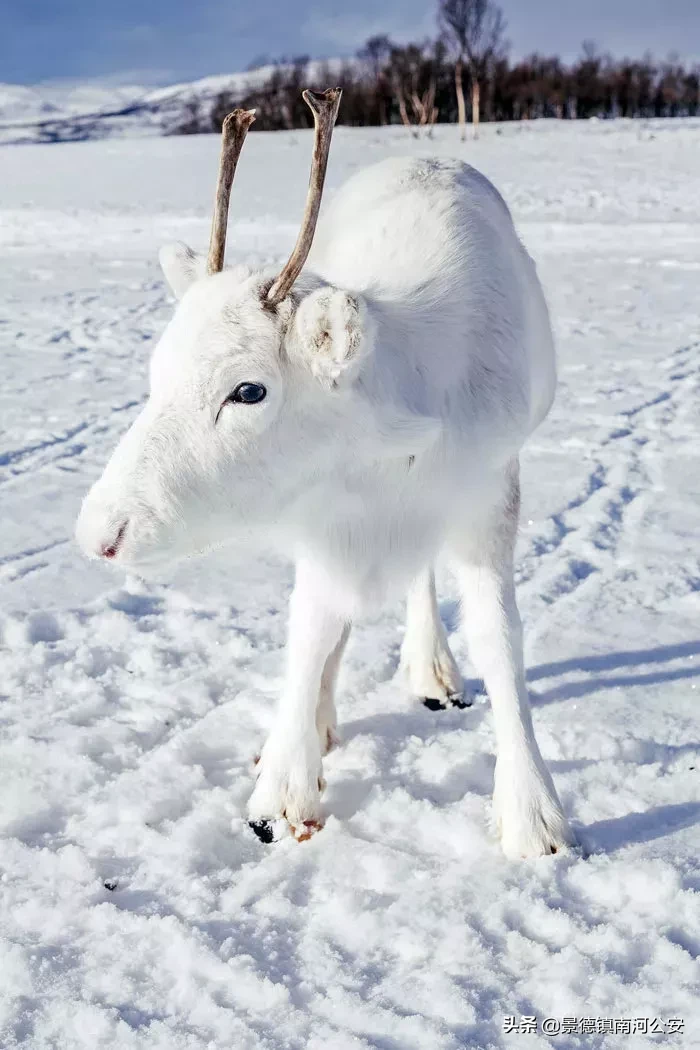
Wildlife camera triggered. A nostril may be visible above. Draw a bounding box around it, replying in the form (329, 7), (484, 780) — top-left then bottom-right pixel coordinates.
(101, 521), (128, 560)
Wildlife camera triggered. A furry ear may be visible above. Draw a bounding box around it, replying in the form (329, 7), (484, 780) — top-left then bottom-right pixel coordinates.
(288, 287), (371, 388)
(159, 242), (207, 299)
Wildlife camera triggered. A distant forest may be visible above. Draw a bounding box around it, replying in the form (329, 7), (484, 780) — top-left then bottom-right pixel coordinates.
(171, 0), (700, 136)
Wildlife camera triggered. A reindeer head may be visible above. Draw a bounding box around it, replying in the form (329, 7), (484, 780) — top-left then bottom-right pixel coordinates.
(76, 89), (381, 571)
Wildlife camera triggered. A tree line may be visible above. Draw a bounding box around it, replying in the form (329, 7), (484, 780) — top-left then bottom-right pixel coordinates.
(169, 0), (700, 137)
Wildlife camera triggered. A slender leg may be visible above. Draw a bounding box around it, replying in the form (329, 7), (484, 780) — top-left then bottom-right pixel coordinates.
(449, 462), (575, 858)
(400, 566), (466, 709)
(317, 623), (351, 755)
(248, 558), (348, 842)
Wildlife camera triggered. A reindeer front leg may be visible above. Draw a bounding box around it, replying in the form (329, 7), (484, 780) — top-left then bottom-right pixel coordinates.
(248, 559), (348, 842)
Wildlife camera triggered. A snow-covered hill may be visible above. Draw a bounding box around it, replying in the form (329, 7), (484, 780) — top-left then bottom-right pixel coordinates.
(1, 120), (699, 1048)
(0, 69), (276, 145)
(0, 81), (151, 123)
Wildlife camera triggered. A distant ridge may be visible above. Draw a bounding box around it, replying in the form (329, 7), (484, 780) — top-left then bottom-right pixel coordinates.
(0, 68), (276, 145)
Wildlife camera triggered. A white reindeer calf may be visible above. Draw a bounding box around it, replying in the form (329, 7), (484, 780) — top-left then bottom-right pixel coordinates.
(77, 89), (575, 858)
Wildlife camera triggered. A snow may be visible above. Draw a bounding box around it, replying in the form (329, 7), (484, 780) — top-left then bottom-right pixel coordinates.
(1, 119), (700, 1048)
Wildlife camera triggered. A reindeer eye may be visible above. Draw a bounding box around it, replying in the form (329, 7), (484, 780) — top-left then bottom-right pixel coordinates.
(229, 382), (267, 405)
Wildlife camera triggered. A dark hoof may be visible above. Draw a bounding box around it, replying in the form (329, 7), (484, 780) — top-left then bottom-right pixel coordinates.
(422, 696), (447, 711)
(248, 819), (275, 844)
(422, 693), (471, 711)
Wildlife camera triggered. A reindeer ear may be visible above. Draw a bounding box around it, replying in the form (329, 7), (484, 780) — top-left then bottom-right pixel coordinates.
(159, 242), (207, 299)
(289, 287), (371, 388)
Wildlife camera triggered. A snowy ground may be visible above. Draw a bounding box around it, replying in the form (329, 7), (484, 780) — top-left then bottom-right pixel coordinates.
(1, 119), (699, 1049)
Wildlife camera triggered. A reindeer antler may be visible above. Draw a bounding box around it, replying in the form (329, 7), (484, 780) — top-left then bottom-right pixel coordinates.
(207, 108), (256, 275)
(266, 88), (342, 305)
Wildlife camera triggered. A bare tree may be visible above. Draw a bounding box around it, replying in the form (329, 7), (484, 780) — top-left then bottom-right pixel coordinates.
(193, 36), (700, 138)
(358, 35), (393, 125)
(439, 0), (507, 138)
(388, 43), (439, 136)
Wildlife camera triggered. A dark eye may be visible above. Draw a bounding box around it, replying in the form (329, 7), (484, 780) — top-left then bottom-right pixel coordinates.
(229, 382), (267, 405)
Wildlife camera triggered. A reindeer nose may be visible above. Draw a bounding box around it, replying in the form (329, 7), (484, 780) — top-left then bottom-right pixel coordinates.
(100, 521), (128, 560)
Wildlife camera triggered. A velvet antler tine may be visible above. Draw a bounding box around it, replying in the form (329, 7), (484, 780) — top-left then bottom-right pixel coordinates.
(266, 88), (341, 304)
(207, 108), (256, 275)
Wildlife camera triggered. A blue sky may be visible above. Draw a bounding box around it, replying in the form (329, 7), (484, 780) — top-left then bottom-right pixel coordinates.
(3, 0), (699, 86)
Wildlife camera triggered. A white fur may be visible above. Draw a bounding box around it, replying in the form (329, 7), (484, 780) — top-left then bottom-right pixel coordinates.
(76, 156), (575, 856)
